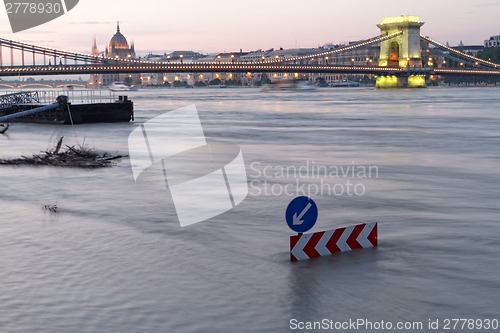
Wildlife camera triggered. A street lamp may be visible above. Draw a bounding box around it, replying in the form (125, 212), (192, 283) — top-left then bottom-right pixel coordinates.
(231, 54), (234, 63)
(180, 54), (184, 64)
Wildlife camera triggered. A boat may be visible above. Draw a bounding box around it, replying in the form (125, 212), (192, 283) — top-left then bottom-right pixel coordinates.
(330, 80), (360, 87)
(108, 82), (136, 91)
(262, 77), (316, 91)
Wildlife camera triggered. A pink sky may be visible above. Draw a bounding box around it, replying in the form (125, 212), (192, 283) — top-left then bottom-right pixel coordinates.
(1, 0), (499, 55)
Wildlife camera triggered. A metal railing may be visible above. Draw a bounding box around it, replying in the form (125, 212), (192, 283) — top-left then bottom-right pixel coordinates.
(0, 91), (40, 109)
(3, 89), (120, 105)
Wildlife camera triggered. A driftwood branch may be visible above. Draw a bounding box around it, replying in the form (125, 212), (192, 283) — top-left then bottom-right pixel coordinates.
(53, 136), (63, 155)
(0, 137), (127, 168)
(0, 124), (9, 134)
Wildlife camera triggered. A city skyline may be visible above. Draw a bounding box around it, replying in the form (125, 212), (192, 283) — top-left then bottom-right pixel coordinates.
(1, 0), (499, 55)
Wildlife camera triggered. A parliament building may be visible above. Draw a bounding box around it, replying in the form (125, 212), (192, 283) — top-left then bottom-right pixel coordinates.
(89, 22), (140, 87)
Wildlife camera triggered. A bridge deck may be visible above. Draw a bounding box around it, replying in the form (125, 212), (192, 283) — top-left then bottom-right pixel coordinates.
(0, 33), (499, 78)
(1, 64), (499, 77)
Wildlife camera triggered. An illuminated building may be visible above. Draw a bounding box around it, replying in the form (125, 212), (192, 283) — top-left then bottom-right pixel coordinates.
(88, 37), (102, 87)
(140, 51), (206, 86)
(101, 22), (140, 86)
(106, 22), (135, 59)
(311, 43), (379, 84)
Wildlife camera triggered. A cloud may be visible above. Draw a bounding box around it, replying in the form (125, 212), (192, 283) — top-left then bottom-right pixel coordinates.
(69, 21), (115, 25)
(18, 40), (56, 44)
(474, 1), (500, 7)
(2, 30), (57, 35)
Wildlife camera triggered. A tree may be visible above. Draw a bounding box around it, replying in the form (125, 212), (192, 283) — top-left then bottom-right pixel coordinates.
(315, 77), (328, 87)
(225, 79), (242, 86)
(441, 47), (500, 86)
(173, 80), (189, 88)
(477, 47), (500, 63)
(360, 75), (375, 85)
(254, 74), (271, 87)
(209, 78), (222, 86)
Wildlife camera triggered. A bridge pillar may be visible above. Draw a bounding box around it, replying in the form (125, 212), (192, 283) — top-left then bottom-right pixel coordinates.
(377, 16), (426, 88)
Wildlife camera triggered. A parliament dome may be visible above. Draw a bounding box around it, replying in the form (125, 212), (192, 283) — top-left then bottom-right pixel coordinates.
(109, 22), (129, 50)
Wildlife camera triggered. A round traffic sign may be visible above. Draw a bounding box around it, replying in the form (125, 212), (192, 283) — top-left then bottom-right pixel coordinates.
(285, 196), (318, 233)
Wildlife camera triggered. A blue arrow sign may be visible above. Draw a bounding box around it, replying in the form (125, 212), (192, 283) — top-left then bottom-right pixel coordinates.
(286, 196), (318, 233)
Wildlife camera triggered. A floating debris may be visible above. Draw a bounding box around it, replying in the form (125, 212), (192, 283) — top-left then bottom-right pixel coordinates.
(43, 204), (58, 213)
(0, 137), (128, 168)
(0, 123), (9, 134)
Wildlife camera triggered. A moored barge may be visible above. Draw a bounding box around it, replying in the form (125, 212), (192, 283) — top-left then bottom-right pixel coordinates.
(0, 90), (134, 124)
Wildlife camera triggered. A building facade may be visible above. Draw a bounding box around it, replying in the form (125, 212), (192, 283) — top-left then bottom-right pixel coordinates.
(484, 35), (500, 48)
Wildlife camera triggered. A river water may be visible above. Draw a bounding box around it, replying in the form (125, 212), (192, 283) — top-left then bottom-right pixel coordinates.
(0, 87), (499, 333)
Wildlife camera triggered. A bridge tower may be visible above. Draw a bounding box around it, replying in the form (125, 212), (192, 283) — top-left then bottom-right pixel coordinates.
(376, 16), (426, 88)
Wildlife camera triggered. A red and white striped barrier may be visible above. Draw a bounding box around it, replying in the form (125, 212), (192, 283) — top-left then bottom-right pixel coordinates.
(290, 222), (378, 262)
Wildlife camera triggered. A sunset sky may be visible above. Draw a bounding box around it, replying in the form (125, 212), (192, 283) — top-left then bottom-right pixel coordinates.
(1, 0), (499, 55)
